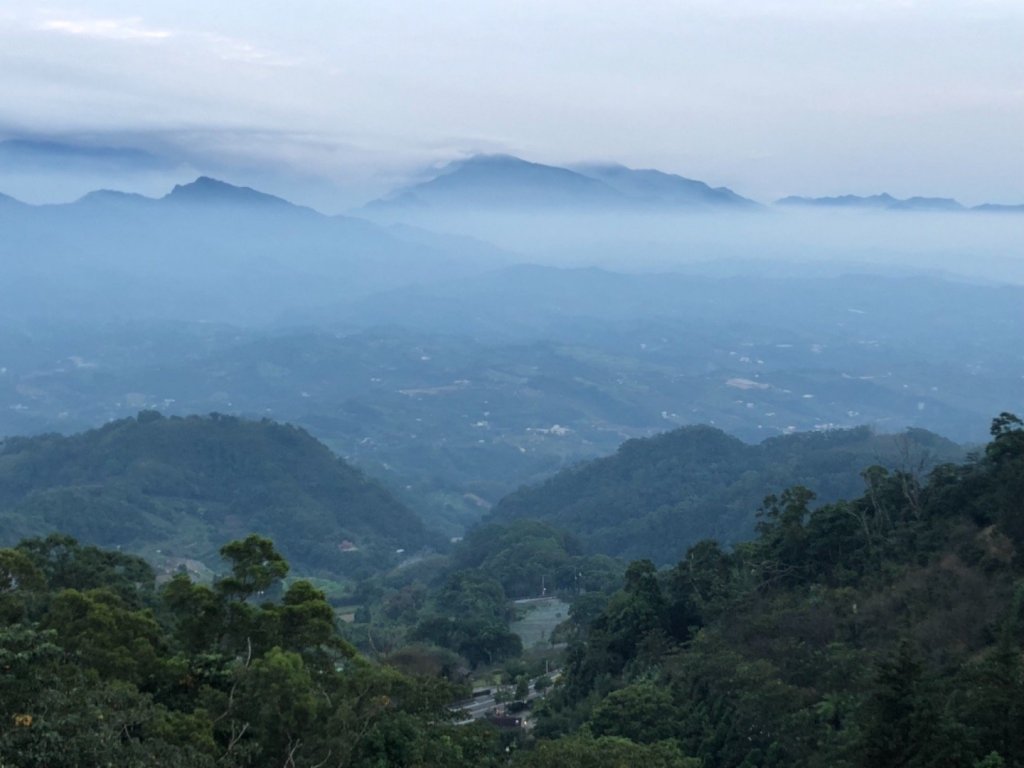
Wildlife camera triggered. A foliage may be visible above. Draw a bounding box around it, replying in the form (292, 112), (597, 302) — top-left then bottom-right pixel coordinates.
(0, 412), (435, 578)
(491, 423), (963, 563)
(0, 535), (503, 767)
(454, 519), (624, 599)
(512, 733), (700, 768)
(1, 412), (1019, 765)
(537, 414), (1024, 768)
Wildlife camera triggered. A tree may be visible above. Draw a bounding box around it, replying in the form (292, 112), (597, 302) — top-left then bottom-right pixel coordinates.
(755, 486), (814, 588)
(16, 534), (155, 604)
(590, 681), (677, 743)
(41, 587), (167, 688)
(0, 548), (44, 622)
(514, 733), (699, 768)
(278, 579), (356, 664)
(216, 535), (289, 601)
(161, 573), (225, 653)
(858, 641), (967, 768)
(233, 647), (320, 766)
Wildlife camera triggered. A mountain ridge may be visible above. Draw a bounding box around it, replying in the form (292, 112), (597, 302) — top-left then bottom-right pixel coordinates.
(488, 423), (964, 563)
(1, 171), (1020, 214)
(366, 154), (758, 211)
(776, 192), (1024, 212)
(163, 175), (304, 209)
(572, 161), (759, 208)
(0, 176), (507, 325)
(0, 411), (437, 578)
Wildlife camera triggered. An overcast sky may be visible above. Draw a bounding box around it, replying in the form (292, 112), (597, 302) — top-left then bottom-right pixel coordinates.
(1, 0), (1022, 208)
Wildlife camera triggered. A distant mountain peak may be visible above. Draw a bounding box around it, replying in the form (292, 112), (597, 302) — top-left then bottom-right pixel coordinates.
(972, 202), (1024, 213)
(367, 155), (757, 211)
(451, 153), (533, 168)
(368, 153), (621, 210)
(573, 163), (759, 208)
(76, 189), (155, 206)
(776, 193), (964, 211)
(164, 176), (296, 208)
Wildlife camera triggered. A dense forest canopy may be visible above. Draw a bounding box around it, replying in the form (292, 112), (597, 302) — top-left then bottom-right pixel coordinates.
(491, 423), (963, 563)
(0, 411), (434, 578)
(1, 413), (1022, 766)
(532, 413), (1024, 768)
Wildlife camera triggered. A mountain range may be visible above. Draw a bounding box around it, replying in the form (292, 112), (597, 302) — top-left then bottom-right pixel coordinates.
(0, 176), (506, 325)
(776, 192), (1024, 212)
(365, 154), (759, 212)
(362, 154), (1021, 214)
(2, 138), (1022, 213)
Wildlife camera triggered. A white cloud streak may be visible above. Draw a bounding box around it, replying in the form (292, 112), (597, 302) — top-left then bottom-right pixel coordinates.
(39, 16), (173, 42)
(0, 0), (1021, 204)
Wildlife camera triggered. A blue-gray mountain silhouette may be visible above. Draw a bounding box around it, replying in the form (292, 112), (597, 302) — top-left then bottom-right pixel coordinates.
(776, 193), (964, 211)
(573, 162), (758, 208)
(163, 176), (300, 208)
(368, 154), (757, 211)
(0, 177), (505, 325)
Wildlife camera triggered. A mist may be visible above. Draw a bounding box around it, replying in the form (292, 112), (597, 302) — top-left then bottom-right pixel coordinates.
(1, 155), (1022, 531)
(357, 205), (1024, 285)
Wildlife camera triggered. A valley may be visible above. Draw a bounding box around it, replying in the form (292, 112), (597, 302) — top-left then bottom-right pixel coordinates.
(4, 3), (1024, 764)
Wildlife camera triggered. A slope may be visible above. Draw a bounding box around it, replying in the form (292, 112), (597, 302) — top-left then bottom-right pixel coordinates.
(573, 162), (757, 208)
(489, 424), (963, 563)
(366, 154), (755, 212)
(0, 411), (433, 577)
(538, 414), (1024, 767)
(0, 177), (505, 325)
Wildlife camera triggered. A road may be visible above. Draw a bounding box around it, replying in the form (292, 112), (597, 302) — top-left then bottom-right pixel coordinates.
(450, 670), (561, 725)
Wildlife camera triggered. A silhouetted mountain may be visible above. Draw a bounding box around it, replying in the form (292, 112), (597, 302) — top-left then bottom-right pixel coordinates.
(368, 154), (620, 210)
(0, 412), (435, 577)
(68, 177), (308, 213)
(163, 176), (301, 209)
(74, 189), (157, 208)
(367, 154), (756, 211)
(0, 177), (506, 324)
(573, 162), (758, 207)
(776, 193), (964, 211)
(778, 194), (1024, 213)
(489, 423), (962, 563)
(972, 202), (1024, 213)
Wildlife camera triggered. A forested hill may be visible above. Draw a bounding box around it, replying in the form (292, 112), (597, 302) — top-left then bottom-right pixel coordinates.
(536, 413), (1024, 768)
(490, 424), (963, 563)
(0, 412), (432, 577)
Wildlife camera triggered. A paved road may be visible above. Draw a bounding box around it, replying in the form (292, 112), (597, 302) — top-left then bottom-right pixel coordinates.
(450, 670), (561, 725)
(452, 694), (499, 723)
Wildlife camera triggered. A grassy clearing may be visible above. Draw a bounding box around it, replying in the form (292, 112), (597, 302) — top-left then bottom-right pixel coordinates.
(510, 598), (570, 649)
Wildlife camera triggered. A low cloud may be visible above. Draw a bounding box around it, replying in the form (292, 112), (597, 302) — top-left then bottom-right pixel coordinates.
(38, 16), (173, 42)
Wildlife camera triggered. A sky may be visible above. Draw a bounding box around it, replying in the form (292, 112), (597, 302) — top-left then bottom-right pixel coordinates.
(1, 0), (1022, 210)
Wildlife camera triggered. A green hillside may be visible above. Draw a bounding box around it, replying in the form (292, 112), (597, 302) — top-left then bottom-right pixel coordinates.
(533, 413), (1024, 767)
(490, 424), (963, 563)
(0, 411), (432, 577)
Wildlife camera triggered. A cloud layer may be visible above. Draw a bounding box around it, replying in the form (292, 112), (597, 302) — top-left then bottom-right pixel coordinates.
(0, 1), (1022, 207)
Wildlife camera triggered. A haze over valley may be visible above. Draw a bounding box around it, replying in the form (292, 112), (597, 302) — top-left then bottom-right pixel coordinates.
(1, 163), (1021, 532)
(2, 3), (1023, 765)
